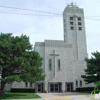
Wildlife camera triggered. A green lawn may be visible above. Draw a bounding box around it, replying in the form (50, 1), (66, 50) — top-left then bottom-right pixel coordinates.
(0, 92), (41, 99)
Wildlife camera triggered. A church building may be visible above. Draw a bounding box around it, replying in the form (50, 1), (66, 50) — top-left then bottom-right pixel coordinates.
(34, 2), (90, 92)
(5, 2), (93, 92)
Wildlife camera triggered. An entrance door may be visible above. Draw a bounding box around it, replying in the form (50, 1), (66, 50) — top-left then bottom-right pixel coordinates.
(66, 83), (73, 92)
(55, 84), (59, 92)
(49, 83), (62, 92)
(50, 84), (54, 92)
(37, 83), (44, 93)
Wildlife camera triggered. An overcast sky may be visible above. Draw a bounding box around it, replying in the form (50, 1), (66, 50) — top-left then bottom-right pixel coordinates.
(0, 0), (100, 57)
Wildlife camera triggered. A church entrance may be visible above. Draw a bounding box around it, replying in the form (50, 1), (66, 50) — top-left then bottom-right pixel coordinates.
(49, 82), (62, 92)
(36, 83), (44, 93)
(66, 82), (73, 92)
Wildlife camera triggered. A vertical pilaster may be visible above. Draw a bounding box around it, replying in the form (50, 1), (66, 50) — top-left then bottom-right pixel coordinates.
(62, 82), (66, 92)
(44, 81), (48, 93)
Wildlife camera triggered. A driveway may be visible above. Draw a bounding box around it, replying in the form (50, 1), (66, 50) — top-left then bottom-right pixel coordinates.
(36, 92), (99, 100)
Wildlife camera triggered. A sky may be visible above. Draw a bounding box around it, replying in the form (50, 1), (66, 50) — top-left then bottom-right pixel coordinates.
(0, 0), (100, 58)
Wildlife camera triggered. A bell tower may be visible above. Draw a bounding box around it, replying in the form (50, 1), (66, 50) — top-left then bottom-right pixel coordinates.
(63, 2), (88, 60)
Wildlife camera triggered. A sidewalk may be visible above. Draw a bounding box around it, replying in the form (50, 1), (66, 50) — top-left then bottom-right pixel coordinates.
(36, 92), (99, 100)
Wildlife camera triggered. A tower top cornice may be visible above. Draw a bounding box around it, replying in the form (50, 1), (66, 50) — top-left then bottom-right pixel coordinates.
(67, 2), (78, 8)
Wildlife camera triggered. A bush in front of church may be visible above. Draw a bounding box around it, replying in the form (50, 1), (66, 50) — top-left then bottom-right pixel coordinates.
(76, 87), (94, 92)
(11, 88), (35, 93)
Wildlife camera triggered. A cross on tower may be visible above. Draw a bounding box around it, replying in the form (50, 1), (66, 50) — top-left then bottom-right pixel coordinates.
(50, 49), (59, 77)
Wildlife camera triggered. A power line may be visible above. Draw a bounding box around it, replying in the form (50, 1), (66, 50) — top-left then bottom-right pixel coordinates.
(0, 5), (62, 15)
(0, 12), (62, 17)
(85, 17), (100, 21)
(85, 16), (100, 17)
(1, 11), (100, 21)
(0, 5), (100, 21)
(1, 5), (100, 18)
(68, 15), (100, 21)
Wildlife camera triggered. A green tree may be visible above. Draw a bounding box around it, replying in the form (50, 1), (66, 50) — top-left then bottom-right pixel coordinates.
(0, 33), (45, 95)
(81, 51), (100, 84)
(94, 81), (100, 90)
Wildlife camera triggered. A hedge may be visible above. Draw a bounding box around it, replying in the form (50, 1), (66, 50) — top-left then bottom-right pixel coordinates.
(76, 87), (94, 92)
(11, 88), (35, 93)
(93, 90), (100, 94)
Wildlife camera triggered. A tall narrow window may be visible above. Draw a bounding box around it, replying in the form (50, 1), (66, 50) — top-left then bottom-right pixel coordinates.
(58, 59), (60, 70)
(30, 82), (32, 87)
(64, 28), (66, 32)
(64, 35), (65, 42)
(76, 80), (78, 87)
(70, 17), (73, 20)
(70, 26), (74, 30)
(78, 17), (81, 21)
(79, 27), (82, 30)
(78, 22), (82, 25)
(49, 59), (52, 70)
(80, 80), (82, 87)
(25, 82), (28, 87)
(70, 22), (73, 25)
(64, 23), (66, 27)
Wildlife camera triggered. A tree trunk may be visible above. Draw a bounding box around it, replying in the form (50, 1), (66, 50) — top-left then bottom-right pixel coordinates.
(0, 69), (6, 96)
(0, 81), (5, 96)
(1, 81), (5, 90)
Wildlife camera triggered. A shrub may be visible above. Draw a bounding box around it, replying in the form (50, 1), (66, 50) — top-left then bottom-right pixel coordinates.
(93, 90), (100, 94)
(94, 81), (100, 90)
(76, 87), (94, 92)
(11, 88), (35, 93)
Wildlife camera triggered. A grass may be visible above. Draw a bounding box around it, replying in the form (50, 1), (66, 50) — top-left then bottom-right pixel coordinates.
(0, 92), (41, 99)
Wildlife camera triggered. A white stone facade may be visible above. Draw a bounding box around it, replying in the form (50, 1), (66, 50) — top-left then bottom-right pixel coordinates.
(34, 3), (93, 92)
(34, 40), (92, 92)
(5, 3), (94, 92)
